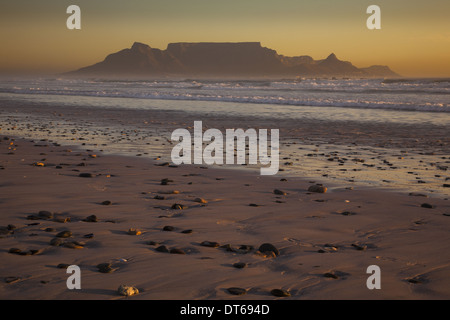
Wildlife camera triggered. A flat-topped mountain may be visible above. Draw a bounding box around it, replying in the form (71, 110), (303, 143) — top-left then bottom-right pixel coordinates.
(68, 42), (399, 78)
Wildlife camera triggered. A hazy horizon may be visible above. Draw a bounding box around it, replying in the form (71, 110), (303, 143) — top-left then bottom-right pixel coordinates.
(1, 0), (449, 77)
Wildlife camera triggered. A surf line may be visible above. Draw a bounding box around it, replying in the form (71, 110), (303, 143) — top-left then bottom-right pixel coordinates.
(171, 121), (279, 175)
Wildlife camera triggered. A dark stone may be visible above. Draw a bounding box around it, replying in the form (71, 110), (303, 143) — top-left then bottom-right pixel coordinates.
(308, 185), (327, 193)
(101, 200), (112, 205)
(38, 211), (53, 219)
(163, 226), (175, 231)
(171, 203), (187, 210)
(155, 245), (169, 253)
(97, 263), (115, 273)
(226, 287), (247, 296)
(57, 263), (70, 269)
(270, 289), (291, 297)
(200, 241), (220, 248)
(258, 243), (279, 256)
(233, 262), (247, 269)
(79, 173), (94, 178)
(83, 215), (98, 222)
(273, 189), (287, 195)
(169, 248), (186, 254)
(421, 203), (434, 209)
(56, 230), (72, 238)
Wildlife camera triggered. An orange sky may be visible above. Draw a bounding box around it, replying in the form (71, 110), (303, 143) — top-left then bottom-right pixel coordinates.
(1, 0), (449, 77)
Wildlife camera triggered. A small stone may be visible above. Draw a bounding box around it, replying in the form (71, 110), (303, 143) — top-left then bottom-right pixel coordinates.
(308, 185), (327, 193)
(8, 248), (21, 254)
(181, 229), (193, 234)
(63, 242), (84, 249)
(57, 264), (70, 269)
(258, 243), (279, 256)
(79, 173), (94, 178)
(7, 224), (16, 231)
(273, 189), (287, 195)
(56, 230), (72, 238)
(233, 262), (247, 269)
(171, 203), (187, 210)
(83, 215), (98, 222)
(421, 203), (434, 209)
(44, 227), (56, 232)
(226, 287), (247, 296)
(340, 211), (356, 216)
(323, 272), (339, 279)
(162, 226), (175, 231)
(161, 178), (173, 185)
(50, 238), (64, 246)
(38, 211), (53, 219)
(194, 198), (207, 204)
(101, 200), (112, 205)
(84, 233), (94, 238)
(155, 245), (169, 253)
(153, 195), (165, 200)
(200, 241), (220, 248)
(351, 243), (367, 251)
(118, 284), (139, 297)
(270, 289), (291, 297)
(53, 217), (70, 223)
(97, 263), (115, 273)
(169, 248), (186, 254)
(127, 228), (142, 235)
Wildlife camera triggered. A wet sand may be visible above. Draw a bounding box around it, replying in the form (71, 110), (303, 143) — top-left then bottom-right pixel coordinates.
(1, 134), (449, 300)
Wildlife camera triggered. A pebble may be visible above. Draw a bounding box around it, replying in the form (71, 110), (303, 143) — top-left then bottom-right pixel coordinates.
(8, 248), (21, 254)
(233, 262), (247, 269)
(171, 203), (188, 210)
(258, 243), (279, 257)
(270, 289), (291, 297)
(161, 178), (173, 185)
(57, 263), (71, 269)
(63, 241), (84, 249)
(323, 272), (339, 279)
(421, 203), (434, 209)
(118, 284), (139, 297)
(101, 200), (112, 205)
(83, 215), (98, 222)
(226, 287), (247, 296)
(273, 189), (287, 195)
(79, 173), (94, 178)
(155, 245), (169, 253)
(127, 228), (142, 235)
(97, 263), (115, 273)
(163, 226), (175, 231)
(56, 230), (72, 238)
(200, 241), (220, 248)
(38, 210), (53, 219)
(50, 238), (65, 246)
(308, 184), (327, 193)
(169, 248), (186, 254)
(194, 198), (208, 204)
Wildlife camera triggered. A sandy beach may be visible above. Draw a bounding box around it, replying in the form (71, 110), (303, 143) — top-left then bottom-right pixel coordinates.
(1, 118), (449, 299)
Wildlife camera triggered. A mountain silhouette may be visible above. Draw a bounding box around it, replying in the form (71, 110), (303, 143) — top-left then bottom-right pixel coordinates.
(68, 42), (399, 78)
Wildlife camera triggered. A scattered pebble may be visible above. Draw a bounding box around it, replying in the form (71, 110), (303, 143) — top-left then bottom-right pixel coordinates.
(258, 243), (279, 257)
(308, 184), (327, 193)
(127, 228), (142, 235)
(270, 289), (291, 297)
(118, 284), (139, 297)
(226, 287), (247, 296)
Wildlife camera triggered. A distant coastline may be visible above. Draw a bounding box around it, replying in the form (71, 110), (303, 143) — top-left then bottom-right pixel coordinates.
(65, 42), (400, 79)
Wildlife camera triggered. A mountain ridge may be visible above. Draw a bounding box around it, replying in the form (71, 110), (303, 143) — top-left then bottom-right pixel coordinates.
(67, 42), (400, 78)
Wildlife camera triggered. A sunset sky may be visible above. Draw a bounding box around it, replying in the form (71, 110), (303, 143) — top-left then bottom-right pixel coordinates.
(1, 0), (449, 77)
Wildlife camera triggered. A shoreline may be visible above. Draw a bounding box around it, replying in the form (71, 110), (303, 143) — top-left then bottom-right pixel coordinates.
(1, 134), (449, 299)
